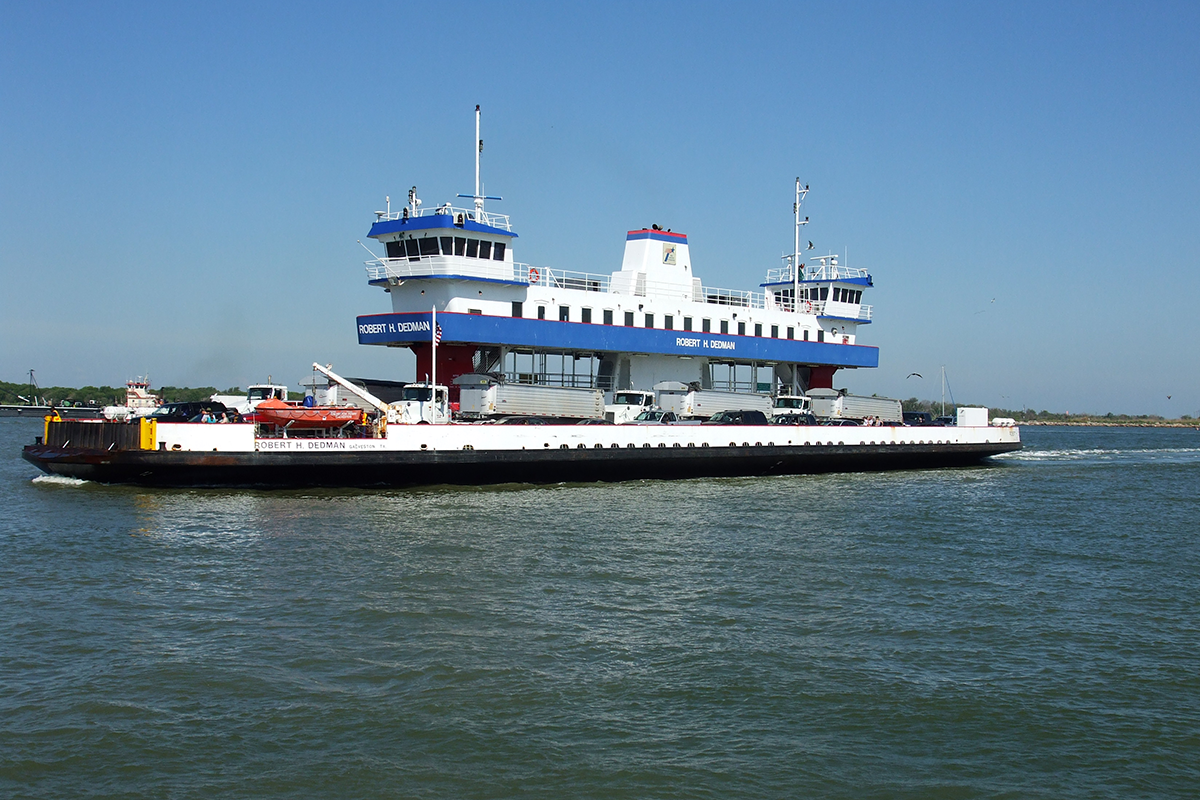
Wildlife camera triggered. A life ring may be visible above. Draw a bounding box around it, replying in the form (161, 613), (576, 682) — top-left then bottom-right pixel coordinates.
(529, 267), (540, 284)
(804, 301), (813, 313)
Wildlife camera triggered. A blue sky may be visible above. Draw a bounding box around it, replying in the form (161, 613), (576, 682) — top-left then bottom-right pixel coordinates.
(3, 2), (1197, 415)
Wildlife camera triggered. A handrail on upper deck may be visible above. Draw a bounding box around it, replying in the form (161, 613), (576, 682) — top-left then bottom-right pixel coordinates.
(373, 204), (512, 231)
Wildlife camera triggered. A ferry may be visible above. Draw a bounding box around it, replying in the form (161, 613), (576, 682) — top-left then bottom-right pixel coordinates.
(22, 107), (1020, 488)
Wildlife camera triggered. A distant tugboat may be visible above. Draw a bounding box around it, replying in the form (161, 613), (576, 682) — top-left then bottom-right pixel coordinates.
(22, 107), (1019, 487)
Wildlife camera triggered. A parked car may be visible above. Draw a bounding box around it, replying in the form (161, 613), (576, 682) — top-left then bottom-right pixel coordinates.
(631, 410), (679, 425)
(819, 418), (861, 426)
(902, 411), (934, 426)
(702, 410), (770, 425)
(147, 401), (231, 423)
(772, 412), (818, 426)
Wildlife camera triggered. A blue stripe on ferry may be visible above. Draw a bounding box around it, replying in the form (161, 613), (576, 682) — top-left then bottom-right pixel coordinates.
(626, 230), (689, 244)
(761, 276), (873, 288)
(356, 312), (879, 369)
(368, 216), (518, 239)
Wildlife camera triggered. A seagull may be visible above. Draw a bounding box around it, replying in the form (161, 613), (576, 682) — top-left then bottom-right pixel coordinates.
(906, 373), (923, 379)
(1167, 395), (1172, 400)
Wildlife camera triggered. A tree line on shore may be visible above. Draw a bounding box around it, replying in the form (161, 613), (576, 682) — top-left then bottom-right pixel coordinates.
(2, 379), (1192, 423)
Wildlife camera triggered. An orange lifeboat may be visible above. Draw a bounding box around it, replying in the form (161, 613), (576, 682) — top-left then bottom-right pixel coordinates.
(253, 399), (364, 429)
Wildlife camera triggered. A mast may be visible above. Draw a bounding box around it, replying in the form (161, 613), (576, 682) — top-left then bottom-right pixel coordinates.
(474, 104), (483, 220)
(792, 179), (809, 311)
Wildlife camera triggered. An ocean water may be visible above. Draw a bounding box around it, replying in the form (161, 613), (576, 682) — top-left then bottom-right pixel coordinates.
(1, 418), (1198, 799)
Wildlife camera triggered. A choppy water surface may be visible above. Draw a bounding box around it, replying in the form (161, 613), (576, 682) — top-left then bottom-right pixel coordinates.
(2, 420), (1198, 799)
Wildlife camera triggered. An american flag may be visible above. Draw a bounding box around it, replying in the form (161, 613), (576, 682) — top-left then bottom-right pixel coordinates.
(434, 323), (442, 344)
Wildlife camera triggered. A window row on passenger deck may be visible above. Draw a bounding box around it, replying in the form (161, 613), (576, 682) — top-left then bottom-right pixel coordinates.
(513, 302), (834, 342)
(385, 236), (506, 262)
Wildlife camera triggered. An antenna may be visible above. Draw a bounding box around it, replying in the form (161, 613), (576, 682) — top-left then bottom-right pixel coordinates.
(456, 105), (501, 221)
(792, 179), (810, 312)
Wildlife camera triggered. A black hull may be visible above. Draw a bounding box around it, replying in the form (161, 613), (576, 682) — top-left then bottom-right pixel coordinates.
(22, 440), (1022, 489)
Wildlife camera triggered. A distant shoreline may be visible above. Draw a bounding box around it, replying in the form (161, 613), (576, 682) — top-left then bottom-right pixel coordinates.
(1019, 421), (1199, 429)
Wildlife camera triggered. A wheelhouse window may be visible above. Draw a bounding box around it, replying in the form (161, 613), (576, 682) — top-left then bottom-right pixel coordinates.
(603, 309), (614, 325)
(559, 305), (570, 322)
(582, 308), (592, 323)
(820, 287), (828, 301)
(440, 236), (453, 254)
(478, 241), (493, 260)
(454, 237), (467, 256)
(418, 237), (439, 256)
(624, 311), (634, 327)
(466, 239), (479, 258)
(405, 239), (420, 260)
(664, 315), (674, 330)
(493, 242), (506, 260)
(386, 240), (403, 259)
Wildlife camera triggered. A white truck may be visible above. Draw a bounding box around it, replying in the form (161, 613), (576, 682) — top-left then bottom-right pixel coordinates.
(654, 382), (774, 420)
(456, 374), (605, 420)
(390, 382), (451, 424)
(605, 390), (656, 424)
(808, 389), (903, 423)
(771, 394), (813, 420)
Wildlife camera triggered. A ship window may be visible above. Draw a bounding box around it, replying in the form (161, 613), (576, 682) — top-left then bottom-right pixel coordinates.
(803, 329), (809, 341)
(512, 301), (523, 318)
(560, 305), (570, 322)
(833, 288), (841, 302)
(603, 309), (613, 325)
(854, 290), (862, 303)
(582, 307), (592, 323)
(466, 239), (479, 258)
(683, 317), (692, 331)
(786, 327), (794, 340)
(754, 323), (762, 337)
(645, 313), (654, 328)
(419, 237), (439, 256)
(386, 240), (403, 259)
(771, 325), (779, 338)
(405, 239), (421, 260)
(454, 237), (466, 256)
(737, 321), (745, 336)
(538, 306), (546, 320)
(720, 320), (728, 335)
(820, 287), (828, 301)
(468, 308), (482, 315)
(440, 236), (452, 254)
(818, 330), (825, 342)
(493, 242), (506, 260)
(624, 311), (634, 327)
(478, 240), (493, 260)
(702, 319), (711, 333)
(664, 315), (674, 330)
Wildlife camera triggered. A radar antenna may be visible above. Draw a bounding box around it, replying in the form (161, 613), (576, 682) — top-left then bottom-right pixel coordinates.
(457, 104), (501, 221)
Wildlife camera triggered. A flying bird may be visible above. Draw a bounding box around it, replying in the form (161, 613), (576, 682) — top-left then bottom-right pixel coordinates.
(906, 373), (923, 379)
(1167, 395), (1172, 400)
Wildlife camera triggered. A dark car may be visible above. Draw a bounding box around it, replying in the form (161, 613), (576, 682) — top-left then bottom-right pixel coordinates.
(147, 401), (231, 423)
(772, 412), (818, 426)
(902, 411), (934, 426)
(819, 418), (861, 426)
(702, 410), (771, 425)
(493, 416), (548, 425)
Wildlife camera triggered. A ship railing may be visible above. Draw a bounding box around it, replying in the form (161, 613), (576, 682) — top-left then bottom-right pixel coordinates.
(374, 205), (512, 231)
(695, 285), (764, 309)
(501, 371), (599, 389)
(524, 265), (611, 293)
(365, 255), (520, 284)
(764, 264), (871, 283)
(774, 298), (826, 314)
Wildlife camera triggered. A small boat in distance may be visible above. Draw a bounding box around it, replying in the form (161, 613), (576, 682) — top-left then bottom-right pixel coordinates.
(252, 398), (364, 430)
